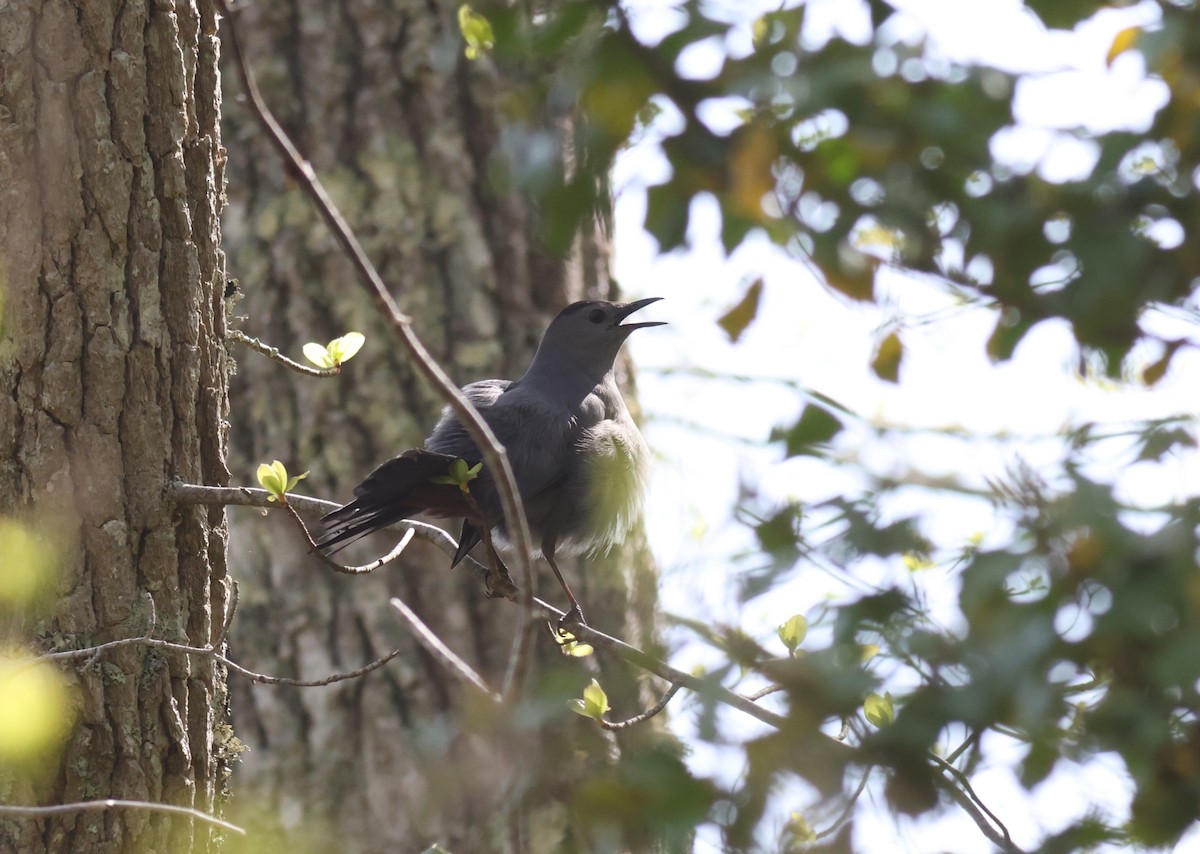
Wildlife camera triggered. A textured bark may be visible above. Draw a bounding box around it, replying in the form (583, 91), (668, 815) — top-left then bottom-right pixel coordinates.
(0, 0), (231, 851)
(219, 0), (662, 850)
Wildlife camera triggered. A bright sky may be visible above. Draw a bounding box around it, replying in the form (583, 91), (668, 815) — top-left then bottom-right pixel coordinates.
(613, 0), (1199, 850)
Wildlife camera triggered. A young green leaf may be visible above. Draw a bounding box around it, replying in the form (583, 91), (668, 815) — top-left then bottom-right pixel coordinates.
(457, 5), (494, 60)
(784, 812), (816, 845)
(256, 460), (308, 503)
(302, 342), (333, 368)
(864, 692), (895, 727)
(304, 332), (366, 368)
(326, 332), (365, 365)
(553, 628), (594, 658)
(568, 678), (610, 719)
(431, 458), (483, 493)
(902, 551), (935, 572)
(777, 614), (808, 656)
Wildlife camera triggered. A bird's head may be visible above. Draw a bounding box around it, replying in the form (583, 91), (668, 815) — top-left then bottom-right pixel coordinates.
(532, 297), (666, 380)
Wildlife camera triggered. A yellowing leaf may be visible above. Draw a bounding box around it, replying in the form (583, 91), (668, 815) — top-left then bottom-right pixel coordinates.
(457, 5), (494, 60)
(0, 651), (75, 760)
(864, 692), (894, 727)
(1106, 27), (1139, 67)
(718, 279), (763, 343)
(860, 643), (880, 663)
(871, 330), (903, 383)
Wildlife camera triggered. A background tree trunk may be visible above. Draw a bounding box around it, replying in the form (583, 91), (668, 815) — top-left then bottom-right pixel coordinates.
(0, 0), (231, 851)
(219, 0), (663, 850)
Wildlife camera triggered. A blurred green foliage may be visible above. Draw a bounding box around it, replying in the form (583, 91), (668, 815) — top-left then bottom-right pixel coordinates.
(471, 0), (1200, 849)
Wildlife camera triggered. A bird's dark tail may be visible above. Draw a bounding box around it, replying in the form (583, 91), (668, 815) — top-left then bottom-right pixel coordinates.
(452, 520), (484, 566)
(317, 449), (474, 552)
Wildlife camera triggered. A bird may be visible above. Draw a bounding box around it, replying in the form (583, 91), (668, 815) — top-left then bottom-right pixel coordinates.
(317, 297), (665, 624)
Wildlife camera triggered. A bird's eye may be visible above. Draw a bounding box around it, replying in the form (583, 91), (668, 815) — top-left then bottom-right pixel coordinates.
(588, 308), (606, 324)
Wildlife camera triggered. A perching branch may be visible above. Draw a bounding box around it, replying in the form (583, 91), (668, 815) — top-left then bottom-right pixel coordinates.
(168, 478), (789, 730)
(0, 800), (244, 835)
(214, 0), (538, 676)
(227, 328), (340, 377)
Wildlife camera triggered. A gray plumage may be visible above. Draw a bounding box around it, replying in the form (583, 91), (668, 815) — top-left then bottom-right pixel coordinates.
(319, 297), (664, 622)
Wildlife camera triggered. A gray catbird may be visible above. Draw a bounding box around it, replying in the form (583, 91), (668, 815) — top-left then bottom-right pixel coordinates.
(318, 297), (664, 624)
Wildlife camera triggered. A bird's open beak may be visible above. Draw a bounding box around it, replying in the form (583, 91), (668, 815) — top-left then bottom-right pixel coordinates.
(615, 297), (667, 330)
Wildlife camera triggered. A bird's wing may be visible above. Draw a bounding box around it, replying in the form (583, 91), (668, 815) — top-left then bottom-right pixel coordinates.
(425, 379), (510, 459)
(427, 378), (578, 509)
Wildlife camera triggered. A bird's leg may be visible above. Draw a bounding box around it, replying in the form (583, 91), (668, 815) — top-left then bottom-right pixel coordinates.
(543, 538), (585, 626)
(478, 524), (518, 601)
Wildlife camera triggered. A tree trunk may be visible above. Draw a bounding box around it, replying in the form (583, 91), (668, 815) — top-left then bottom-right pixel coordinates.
(219, 0), (662, 850)
(0, 0), (231, 851)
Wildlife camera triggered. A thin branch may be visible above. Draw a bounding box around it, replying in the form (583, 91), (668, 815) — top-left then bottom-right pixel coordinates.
(598, 682), (682, 730)
(535, 598), (791, 732)
(215, 0), (537, 674)
(813, 764), (872, 841)
(164, 482), (492, 583)
(0, 800), (245, 835)
(944, 729), (981, 766)
(42, 635), (403, 689)
(390, 597), (501, 703)
(227, 328), (339, 377)
(282, 502), (416, 574)
(930, 753), (1022, 853)
(747, 683), (786, 701)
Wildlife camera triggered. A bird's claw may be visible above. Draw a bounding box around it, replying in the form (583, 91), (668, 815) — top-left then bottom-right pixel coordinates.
(558, 605), (586, 628)
(484, 569), (519, 602)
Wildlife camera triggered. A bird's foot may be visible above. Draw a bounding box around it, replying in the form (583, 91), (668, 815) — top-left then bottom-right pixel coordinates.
(484, 568), (519, 602)
(558, 604), (587, 628)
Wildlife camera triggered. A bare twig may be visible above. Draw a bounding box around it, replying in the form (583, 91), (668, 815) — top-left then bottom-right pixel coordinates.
(0, 800), (244, 835)
(931, 753), (1022, 853)
(41, 635), (403, 689)
(390, 597), (501, 703)
(282, 502), (416, 574)
(534, 599), (791, 731)
(172, 478), (788, 728)
(215, 0), (537, 679)
(227, 328), (340, 377)
(598, 682), (682, 730)
(747, 684), (786, 701)
(813, 765), (872, 841)
(164, 482), (492, 583)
